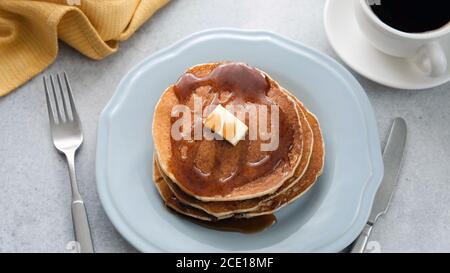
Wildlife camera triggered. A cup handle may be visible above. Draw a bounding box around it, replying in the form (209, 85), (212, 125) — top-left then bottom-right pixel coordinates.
(413, 41), (447, 77)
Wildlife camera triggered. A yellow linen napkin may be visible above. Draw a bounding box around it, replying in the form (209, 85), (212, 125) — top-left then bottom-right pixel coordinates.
(0, 0), (169, 96)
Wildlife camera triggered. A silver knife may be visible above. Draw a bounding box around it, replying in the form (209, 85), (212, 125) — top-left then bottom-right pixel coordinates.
(350, 117), (407, 253)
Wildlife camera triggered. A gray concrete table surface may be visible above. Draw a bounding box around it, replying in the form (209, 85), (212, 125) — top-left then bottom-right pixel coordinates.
(1, 0), (449, 253)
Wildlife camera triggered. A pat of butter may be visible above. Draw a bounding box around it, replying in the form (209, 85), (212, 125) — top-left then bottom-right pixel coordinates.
(203, 105), (248, 145)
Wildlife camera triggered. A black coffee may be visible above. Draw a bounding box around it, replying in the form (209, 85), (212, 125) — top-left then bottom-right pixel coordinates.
(370, 0), (450, 33)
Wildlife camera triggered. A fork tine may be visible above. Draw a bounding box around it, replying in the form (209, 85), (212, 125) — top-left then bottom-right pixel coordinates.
(63, 72), (80, 121)
(57, 74), (71, 121)
(44, 77), (56, 125)
(49, 75), (63, 123)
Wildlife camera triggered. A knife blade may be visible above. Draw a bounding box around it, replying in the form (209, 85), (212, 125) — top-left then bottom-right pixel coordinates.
(350, 117), (407, 253)
(369, 117), (407, 224)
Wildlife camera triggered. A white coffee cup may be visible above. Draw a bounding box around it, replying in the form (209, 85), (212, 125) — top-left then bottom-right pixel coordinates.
(354, 0), (449, 77)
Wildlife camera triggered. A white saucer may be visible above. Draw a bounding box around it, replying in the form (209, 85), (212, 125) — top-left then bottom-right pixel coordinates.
(324, 0), (450, 90)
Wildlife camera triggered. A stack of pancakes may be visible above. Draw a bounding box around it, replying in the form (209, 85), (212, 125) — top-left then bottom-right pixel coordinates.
(152, 62), (324, 224)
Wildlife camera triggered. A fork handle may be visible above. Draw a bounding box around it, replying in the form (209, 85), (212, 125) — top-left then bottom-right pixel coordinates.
(65, 151), (94, 253)
(72, 200), (94, 253)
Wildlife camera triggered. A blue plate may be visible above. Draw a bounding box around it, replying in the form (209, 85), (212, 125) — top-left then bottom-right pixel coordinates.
(96, 28), (383, 252)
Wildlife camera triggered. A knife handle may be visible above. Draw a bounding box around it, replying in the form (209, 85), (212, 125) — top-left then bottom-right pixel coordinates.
(350, 224), (373, 253)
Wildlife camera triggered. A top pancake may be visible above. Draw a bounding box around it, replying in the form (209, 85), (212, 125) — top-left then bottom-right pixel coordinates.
(153, 62), (304, 201)
(155, 100), (313, 218)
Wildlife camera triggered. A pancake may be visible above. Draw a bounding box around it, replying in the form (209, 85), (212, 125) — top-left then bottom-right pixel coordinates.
(153, 62), (304, 201)
(154, 101), (313, 218)
(152, 62), (325, 227)
(238, 104), (325, 218)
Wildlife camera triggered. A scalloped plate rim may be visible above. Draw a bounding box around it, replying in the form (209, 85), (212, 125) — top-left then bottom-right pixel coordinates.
(96, 28), (383, 252)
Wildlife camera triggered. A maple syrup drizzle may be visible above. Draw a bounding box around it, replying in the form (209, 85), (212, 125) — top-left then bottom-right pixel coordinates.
(170, 63), (294, 196)
(167, 197), (276, 233)
(193, 214), (276, 233)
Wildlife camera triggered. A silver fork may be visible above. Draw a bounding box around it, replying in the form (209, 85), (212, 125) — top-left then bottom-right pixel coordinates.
(44, 73), (94, 253)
